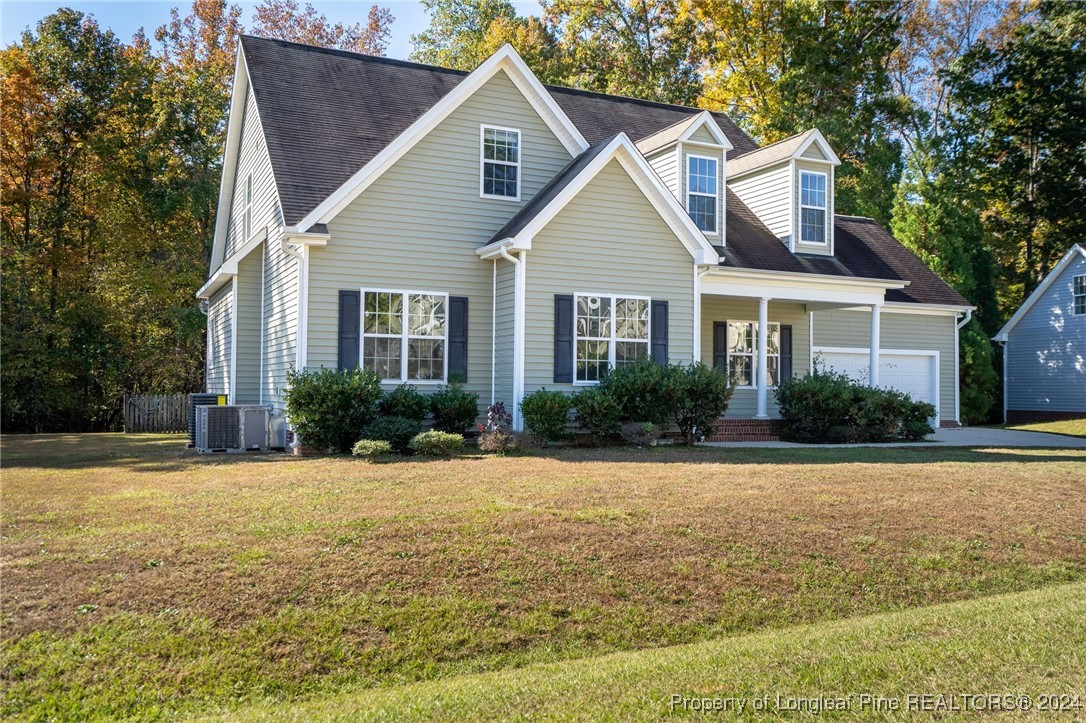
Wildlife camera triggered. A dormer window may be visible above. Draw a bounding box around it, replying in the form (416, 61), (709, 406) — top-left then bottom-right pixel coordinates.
(799, 170), (827, 244)
(687, 155), (718, 234)
(481, 125), (520, 200)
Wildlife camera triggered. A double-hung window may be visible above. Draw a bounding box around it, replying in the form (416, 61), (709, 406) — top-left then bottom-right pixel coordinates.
(481, 126), (520, 200)
(799, 171), (827, 244)
(687, 155), (718, 233)
(575, 294), (649, 382)
(1074, 274), (1086, 315)
(727, 321), (780, 387)
(362, 290), (447, 382)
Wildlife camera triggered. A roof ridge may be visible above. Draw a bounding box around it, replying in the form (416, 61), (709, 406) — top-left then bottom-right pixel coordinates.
(835, 213), (877, 222)
(240, 34), (470, 76)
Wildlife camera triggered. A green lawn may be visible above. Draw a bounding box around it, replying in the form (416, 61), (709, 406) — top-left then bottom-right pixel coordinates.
(1006, 418), (1086, 438)
(217, 582), (1086, 721)
(2, 434), (1085, 720)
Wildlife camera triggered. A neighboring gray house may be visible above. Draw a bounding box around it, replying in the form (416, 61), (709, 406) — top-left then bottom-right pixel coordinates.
(198, 37), (974, 440)
(993, 244), (1086, 423)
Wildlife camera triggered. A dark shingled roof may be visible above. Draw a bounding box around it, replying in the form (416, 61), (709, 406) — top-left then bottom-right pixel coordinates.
(240, 35), (757, 226)
(487, 136), (617, 244)
(240, 36), (968, 308)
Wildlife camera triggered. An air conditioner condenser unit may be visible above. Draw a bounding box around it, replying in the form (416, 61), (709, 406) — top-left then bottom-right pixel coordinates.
(195, 405), (269, 453)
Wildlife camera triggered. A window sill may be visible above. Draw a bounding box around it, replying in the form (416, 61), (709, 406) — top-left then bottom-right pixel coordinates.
(797, 240), (828, 247)
(480, 193), (520, 202)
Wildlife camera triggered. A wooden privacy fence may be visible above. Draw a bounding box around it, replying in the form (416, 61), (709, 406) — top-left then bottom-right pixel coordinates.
(123, 393), (189, 433)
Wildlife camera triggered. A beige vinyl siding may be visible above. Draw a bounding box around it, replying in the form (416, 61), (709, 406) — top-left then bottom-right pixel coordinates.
(262, 232), (295, 409)
(225, 90), (279, 259)
(680, 145), (725, 240)
(794, 159), (834, 256)
(493, 259), (516, 405)
(687, 125), (719, 145)
(308, 70), (573, 412)
(647, 148), (679, 198)
(234, 245), (263, 404)
(700, 297), (810, 418)
(812, 309), (957, 422)
(800, 143), (828, 161)
(523, 158), (696, 394)
(729, 162), (791, 243)
(205, 285), (233, 395)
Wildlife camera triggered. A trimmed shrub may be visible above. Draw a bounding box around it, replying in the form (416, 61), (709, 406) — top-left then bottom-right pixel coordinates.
(599, 357), (672, 424)
(351, 439), (392, 459)
(477, 401), (517, 455)
(429, 382), (479, 434)
(572, 386), (621, 445)
(621, 421), (661, 447)
(284, 367), (382, 453)
(358, 416), (421, 453)
(378, 384), (429, 422)
(775, 369), (936, 443)
(665, 362), (734, 444)
(408, 430), (464, 456)
(520, 389), (573, 444)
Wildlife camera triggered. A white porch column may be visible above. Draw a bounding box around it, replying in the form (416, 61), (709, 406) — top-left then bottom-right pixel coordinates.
(756, 296), (769, 418)
(869, 303), (881, 388)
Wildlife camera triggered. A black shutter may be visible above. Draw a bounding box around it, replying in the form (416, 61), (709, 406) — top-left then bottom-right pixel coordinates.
(554, 294), (574, 383)
(448, 296), (468, 382)
(338, 290), (361, 370)
(713, 321), (729, 372)
(650, 300), (669, 364)
(780, 324), (793, 384)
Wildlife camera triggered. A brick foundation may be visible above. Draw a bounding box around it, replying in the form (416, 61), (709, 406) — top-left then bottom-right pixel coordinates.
(939, 419), (960, 428)
(1007, 410), (1086, 424)
(704, 418), (784, 442)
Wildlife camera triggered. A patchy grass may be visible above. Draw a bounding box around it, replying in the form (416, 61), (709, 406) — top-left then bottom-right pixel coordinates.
(2, 434), (1085, 720)
(215, 581), (1086, 721)
(1005, 418), (1086, 439)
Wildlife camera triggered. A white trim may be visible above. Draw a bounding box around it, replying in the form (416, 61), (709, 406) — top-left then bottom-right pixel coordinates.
(795, 129), (842, 166)
(723, 318), (781, 392)
(703, 267), (906, 306)
(728, 128), (842, 182)
(869, 303), (881, 388)
(229, 276), (238, 403)
(686, 153), (720, 236)
(259, 241), (266, 405)
(571, 293), (652, 385)
(813, 346), (941, 421)
(883, 301), (974, 316)
(787, 158), (796, 252)
(797, 169), (828, 246)
(1072, 273), (1086, 315)
(491, 258), (497, 406)
(295, 245), (310, 370)
(298, 45), (588, 231)
(994, 244), (1086, 341)
(479, 124), (522, 202)
(756, 300), (770, 417)
(198, 226), (268, 299)
(512, 250), (527, 430)
(359, 288), (451, 384)
(679, 112), (733, 149)
(693, 267), (706, 362)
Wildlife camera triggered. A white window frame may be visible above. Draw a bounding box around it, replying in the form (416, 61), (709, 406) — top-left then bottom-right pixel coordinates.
(798, 170), (828, 245)
(360, 288), (449, 384)
(573, 293), (652, 385)
(686, 153), (719, 235)
(242, 173), (253, 241)
(726, 320), (781, 390)
(480, 125), (521, 202)
(1074, 274), (1086, 316)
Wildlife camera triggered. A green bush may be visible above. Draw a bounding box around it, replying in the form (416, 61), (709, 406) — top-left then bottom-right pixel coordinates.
(351, 439), (392, 458)
(358, 416), (421, 454)
(775, 368), (936, 443)
(284, 367), (382, 453)
(429, 382), (479, 434)
(408, 430), (464, 456)
(599, 357), (672, 425)
(665, 362), (734, 444)
(378, 384), (430, 422)
(572, 386), (621, 445)
(520, 389), (573, 444)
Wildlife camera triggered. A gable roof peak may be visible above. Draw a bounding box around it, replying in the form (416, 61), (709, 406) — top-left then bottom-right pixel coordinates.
(728, 127), (840, 178)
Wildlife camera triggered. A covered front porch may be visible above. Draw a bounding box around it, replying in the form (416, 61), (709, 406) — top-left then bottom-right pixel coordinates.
(697, 267), (908, 420)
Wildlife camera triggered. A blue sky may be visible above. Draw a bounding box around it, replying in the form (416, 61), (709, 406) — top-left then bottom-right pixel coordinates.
(2, 1), (542, 60)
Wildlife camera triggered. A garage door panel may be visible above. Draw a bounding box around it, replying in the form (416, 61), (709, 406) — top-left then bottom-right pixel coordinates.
(815, 349), (937, 411)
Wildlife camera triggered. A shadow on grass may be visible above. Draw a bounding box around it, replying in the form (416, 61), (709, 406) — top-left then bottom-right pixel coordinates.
(4, 433), (1085, 471)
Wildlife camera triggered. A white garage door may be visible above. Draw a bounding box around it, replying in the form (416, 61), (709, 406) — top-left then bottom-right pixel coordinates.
(814, 348), (938, 415)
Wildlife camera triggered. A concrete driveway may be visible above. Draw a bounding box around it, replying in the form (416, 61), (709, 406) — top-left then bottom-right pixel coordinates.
(702, 426), (1086, 448)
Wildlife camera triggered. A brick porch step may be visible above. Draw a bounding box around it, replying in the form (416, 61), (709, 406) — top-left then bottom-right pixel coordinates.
(705, 418), (783, 442)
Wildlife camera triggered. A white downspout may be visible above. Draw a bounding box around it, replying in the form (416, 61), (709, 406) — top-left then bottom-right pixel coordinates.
(498, 245), (525, 430)
(491, 258), (497, 406)
(955, 309), (972, 426)
(999, 339), (1008, 424)
(693, 267), (709, 362)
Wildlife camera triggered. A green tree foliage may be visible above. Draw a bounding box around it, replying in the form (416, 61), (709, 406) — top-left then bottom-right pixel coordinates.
(944, 0), (1086, 308)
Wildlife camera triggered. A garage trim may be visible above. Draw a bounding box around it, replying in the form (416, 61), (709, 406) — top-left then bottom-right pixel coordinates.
(813, 346), (940, 421)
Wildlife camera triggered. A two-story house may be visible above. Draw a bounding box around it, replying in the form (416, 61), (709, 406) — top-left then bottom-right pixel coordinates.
(197, 37), (973, 441)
